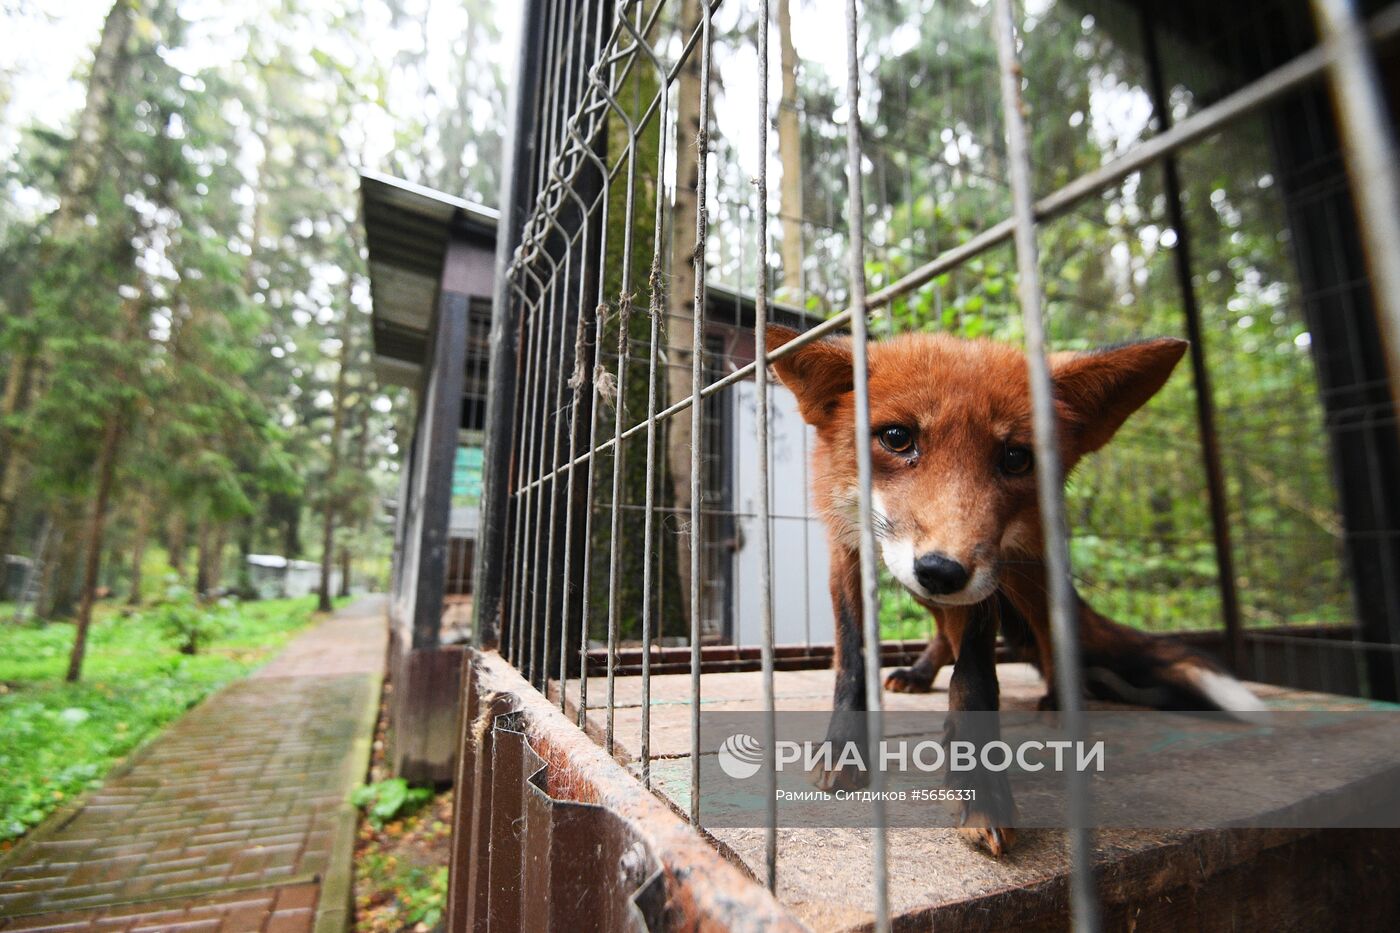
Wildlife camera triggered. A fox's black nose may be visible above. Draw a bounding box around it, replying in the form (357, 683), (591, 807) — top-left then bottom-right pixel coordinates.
(914, 553), (970, 595)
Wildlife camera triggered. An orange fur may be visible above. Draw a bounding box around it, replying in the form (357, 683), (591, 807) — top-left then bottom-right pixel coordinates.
(768, 325), (1185, 600)
(766, 324), (1260, 855)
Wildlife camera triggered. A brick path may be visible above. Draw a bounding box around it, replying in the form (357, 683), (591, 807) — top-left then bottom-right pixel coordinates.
(0, 597), (387, 933)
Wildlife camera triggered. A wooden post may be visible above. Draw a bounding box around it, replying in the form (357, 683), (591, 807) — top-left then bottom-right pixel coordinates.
(392, 227), (495, 783)
(411, 285), (468, 650)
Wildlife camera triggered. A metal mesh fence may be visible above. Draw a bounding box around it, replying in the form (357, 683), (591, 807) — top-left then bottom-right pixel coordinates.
(471, 0), (1400, 926)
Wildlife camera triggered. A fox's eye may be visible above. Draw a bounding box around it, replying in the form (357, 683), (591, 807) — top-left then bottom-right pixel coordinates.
(878, 426), (915, 455)
(1001, 444), (1034, 476)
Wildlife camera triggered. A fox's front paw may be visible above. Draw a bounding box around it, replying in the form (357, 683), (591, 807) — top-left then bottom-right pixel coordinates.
(810, 758), (870, 792)
(884, 667), (935, 693)
(957, 819), (1018, 858)
(808, 730), (871, 792)
(955, 771), (1018, 858)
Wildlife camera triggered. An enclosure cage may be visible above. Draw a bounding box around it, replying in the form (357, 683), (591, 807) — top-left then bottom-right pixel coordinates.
(454, 0), (1400, 928)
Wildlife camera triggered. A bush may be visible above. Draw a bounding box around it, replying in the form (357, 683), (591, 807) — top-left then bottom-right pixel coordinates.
(147, 579), (230, 655)
(351, 778), (433, 829)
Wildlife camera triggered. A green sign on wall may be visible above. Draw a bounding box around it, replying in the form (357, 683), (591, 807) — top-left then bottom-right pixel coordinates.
(453, 446), (483, 509)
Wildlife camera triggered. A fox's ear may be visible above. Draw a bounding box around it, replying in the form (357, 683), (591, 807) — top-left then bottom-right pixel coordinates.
(765, 325), (854, 425)
(1050, 338), (1187, 452)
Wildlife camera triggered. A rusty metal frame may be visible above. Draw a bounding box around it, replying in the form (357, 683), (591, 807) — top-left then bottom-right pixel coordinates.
(447, 648), (803, 931)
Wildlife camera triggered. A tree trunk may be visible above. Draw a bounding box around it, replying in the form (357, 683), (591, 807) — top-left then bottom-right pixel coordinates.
(55, 0), (137, 237)
(281, 504), (300, 560)
(194, 515), (212, 596)
(43, 515), (83, 620)
(7, 0), (138, 573)
(36, 511), (72, 620)
(167, 512), (187, 576)
(318, 323), (351, 613)
(4, 0), (139, 571)
(127, 500), (148, 605)
(776, 0), (805, 299)
(0, 344), (37, 558)
(235, 514), (256, 599)
(340, 400), (370, 602)
(664, 0), (705, 637)
(208, 523), (227, 594)
(66, 414), (123, 682)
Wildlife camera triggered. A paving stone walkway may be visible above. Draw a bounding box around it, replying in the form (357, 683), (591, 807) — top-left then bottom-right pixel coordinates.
(0, 597), (387, 933)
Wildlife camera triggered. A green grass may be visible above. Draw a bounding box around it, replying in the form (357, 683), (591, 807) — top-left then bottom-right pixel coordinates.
(0, 595), (339, 846)
(879, 581), (937, 642)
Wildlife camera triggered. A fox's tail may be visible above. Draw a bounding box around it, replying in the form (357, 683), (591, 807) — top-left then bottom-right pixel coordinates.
(1076, 600), (1268, 718)
(1000, 592), (1268, 718)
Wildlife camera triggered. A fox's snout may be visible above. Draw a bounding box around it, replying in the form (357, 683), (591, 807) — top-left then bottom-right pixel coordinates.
(881, 540), (1000, 606)
(913, 552), (968, 595)
(870, 504), (1005, 606)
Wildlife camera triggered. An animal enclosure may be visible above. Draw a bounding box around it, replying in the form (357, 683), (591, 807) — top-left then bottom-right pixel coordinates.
(456, 0), (1400, 928)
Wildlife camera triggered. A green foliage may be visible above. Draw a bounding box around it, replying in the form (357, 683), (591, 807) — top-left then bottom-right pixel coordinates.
(350, 778), (433, 830)
(353, 787), (453, 932)
(357, 852), (448, 930)
(823, 0), (1350, 636)
(0, 595), (324, 843)
(145, 578), (231, 655)
(0, 0), (489, 630)
(878, 577), (936, 642)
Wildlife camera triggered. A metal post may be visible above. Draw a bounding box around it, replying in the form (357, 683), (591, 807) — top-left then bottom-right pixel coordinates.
(842, 1), (890, 928)
(1311, 0), (1400, 415)
(474, 0), (548, 649)
(756, 0), (779, 891)
(992, 0), (1100, 929)
(688, 3), (714, 826)
(1140, 9), (1247, 673)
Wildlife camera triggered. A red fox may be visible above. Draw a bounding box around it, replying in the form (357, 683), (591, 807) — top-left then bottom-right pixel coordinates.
(767, 324), (1264, 855)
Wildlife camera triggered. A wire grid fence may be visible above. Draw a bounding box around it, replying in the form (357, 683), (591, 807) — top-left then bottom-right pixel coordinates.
(472, 0), (1400, 927)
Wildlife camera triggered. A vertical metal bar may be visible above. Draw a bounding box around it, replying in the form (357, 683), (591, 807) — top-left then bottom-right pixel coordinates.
(755, 0), (779, 891)
(473, 0), (547, 650)
(526, 2), (572, 683)
(842, 2), (890, 929)
(507, 277), (538, 667)
(514, 261), (552, 672)
(536, 0), (566, 211)
(528, 247), (559, 679)
(801, 381), (812, 649)
(638, 36), (672, 790)
(576, 299), (608, 726)
(688, 4), (714, 826)
(520, 244), (561, 676)
(603, 23), (643, 754)
(572, 2), (614, 723)
(559, 299), (589, 708)
(539, 7), (588, 690)
(1139, 9), (1246, 672)
(509, 1), (561, 671)
(1310, 0), (1400, 418)
(515, 264), (546, 674)
(539, 216), (576, 687)
(605, 290), (634, 754)
(561, 117), (609, 713)
(504, 275), (534, 661)
(992, 1), (1099, 930)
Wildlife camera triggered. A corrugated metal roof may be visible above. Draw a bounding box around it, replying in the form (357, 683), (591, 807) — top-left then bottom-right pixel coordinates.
(359, 171), (499, 388)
